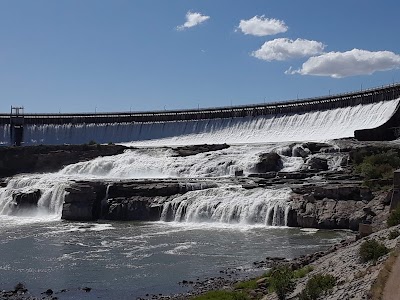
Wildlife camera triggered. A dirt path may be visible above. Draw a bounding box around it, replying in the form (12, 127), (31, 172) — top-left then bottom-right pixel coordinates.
(382, 253), (400, 300)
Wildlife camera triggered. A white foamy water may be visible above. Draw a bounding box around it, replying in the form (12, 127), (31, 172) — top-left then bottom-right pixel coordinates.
(0, 141), (344, 223)
(59, 143), (304, 178)
(0, 99), (397, 146)
(161, 186), (292, 226)
(126, 99), (399, 146)
(0, 174), (68, 217)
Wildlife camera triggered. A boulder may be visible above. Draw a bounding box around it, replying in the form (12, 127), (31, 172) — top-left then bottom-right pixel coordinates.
(292, 145), (311, 158)
(304, 157), (328, 171)
(255, 153), (282, 173)
(12, 189), (41, 211)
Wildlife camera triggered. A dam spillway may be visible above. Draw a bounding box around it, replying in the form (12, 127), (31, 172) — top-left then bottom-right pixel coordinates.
(1, 83), (400, 145)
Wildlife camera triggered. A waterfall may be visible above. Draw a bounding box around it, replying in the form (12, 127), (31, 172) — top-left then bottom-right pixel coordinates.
(160, 186), (292, 226)
(0, 174), (70, 217)
(0, 99), (396, 146)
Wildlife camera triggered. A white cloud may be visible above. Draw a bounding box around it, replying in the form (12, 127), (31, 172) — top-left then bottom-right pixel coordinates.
(237, 15), (288, 37)
(177, 11), (210, 31)
(252, 38), (325, 61)
(287, 49), (400, 78)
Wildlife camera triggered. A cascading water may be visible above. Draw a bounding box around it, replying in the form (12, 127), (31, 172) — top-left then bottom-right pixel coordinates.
(160, 186), (292, 226)
(0, 142), (346, 222)
(0, 174), (69, 217)
(1, 98), (397, 146)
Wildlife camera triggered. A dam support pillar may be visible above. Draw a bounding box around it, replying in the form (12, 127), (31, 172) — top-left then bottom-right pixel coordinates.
(10, 106), (24, 146)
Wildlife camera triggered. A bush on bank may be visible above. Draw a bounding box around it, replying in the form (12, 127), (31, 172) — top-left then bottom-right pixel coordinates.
(298, 274), (336, 300)
(268, 266), (295, 300)
(359, 239), (389, 262)
(353, 149), (400, 188)
(387, 207), (400, 227)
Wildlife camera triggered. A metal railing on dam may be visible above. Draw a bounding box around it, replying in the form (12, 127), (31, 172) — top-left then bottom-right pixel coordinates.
(1, 83), (400, 125)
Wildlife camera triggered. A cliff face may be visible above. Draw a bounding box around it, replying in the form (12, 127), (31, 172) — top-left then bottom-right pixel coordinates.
(0, 144), (127, 177)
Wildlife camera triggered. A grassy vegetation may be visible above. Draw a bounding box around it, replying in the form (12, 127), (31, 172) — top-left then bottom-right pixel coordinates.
(387, 207), (400, 227)
(388, 229), (400, 240)
(191, 290), (249, 300)
(359, 239), (389, 262)
(298, 274), (336, 300)
(293, 265), (314, 279)
(195, 264), (315, 300)
(234, 279), (258, 290)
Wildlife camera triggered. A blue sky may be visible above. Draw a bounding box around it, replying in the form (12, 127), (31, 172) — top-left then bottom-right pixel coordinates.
(0, 0), (399, 113)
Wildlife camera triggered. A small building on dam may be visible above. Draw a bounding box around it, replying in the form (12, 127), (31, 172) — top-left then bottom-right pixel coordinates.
(1, 83), (400, 146)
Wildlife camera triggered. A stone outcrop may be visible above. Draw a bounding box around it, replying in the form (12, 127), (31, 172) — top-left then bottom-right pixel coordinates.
(105, 197), (162, 221)
(173, 144), (230, 157)
(287, 185), (388, 231)
(62, 182), (106, 221)
(0, 144), (127, 177)
(303, 156), (328, 171)
(11, 189), (41, 213)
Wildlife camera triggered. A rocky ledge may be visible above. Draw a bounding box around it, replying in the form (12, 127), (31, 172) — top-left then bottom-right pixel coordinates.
(61, 179), (217, 221)
(287, 184), (390, 231)
(0, 144), (127, 177)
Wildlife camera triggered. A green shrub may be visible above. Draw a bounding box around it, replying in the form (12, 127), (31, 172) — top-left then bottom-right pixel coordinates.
(293, 265), (314, 279)
(268, 266), (295, 300)
(192, 290), (249, 300)
(298, 274), (336, 300)
(388, 230), (400, 240)
(355, 150), (400, 181)
(234, 279), (257, 290)
(387, 207), (400, 227)
(359, 239), (389, 262)
(88, 140), (97, 145)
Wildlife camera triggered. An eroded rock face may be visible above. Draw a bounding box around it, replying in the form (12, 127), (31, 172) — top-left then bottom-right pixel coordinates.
(62, 182), (106, 221)
(105, 197), (162, 221)
(287, 188), (390, 231)
(291, 185), (372, 201)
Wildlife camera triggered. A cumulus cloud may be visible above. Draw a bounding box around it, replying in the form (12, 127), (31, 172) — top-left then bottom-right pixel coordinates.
(237, 15), (288, 36)
(177, 11), (210, 30)
(287, 49), (400, 78)
(252, 38), (325, 61)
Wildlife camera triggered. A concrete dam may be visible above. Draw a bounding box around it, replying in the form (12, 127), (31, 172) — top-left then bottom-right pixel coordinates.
(1, 83), (400, 146)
